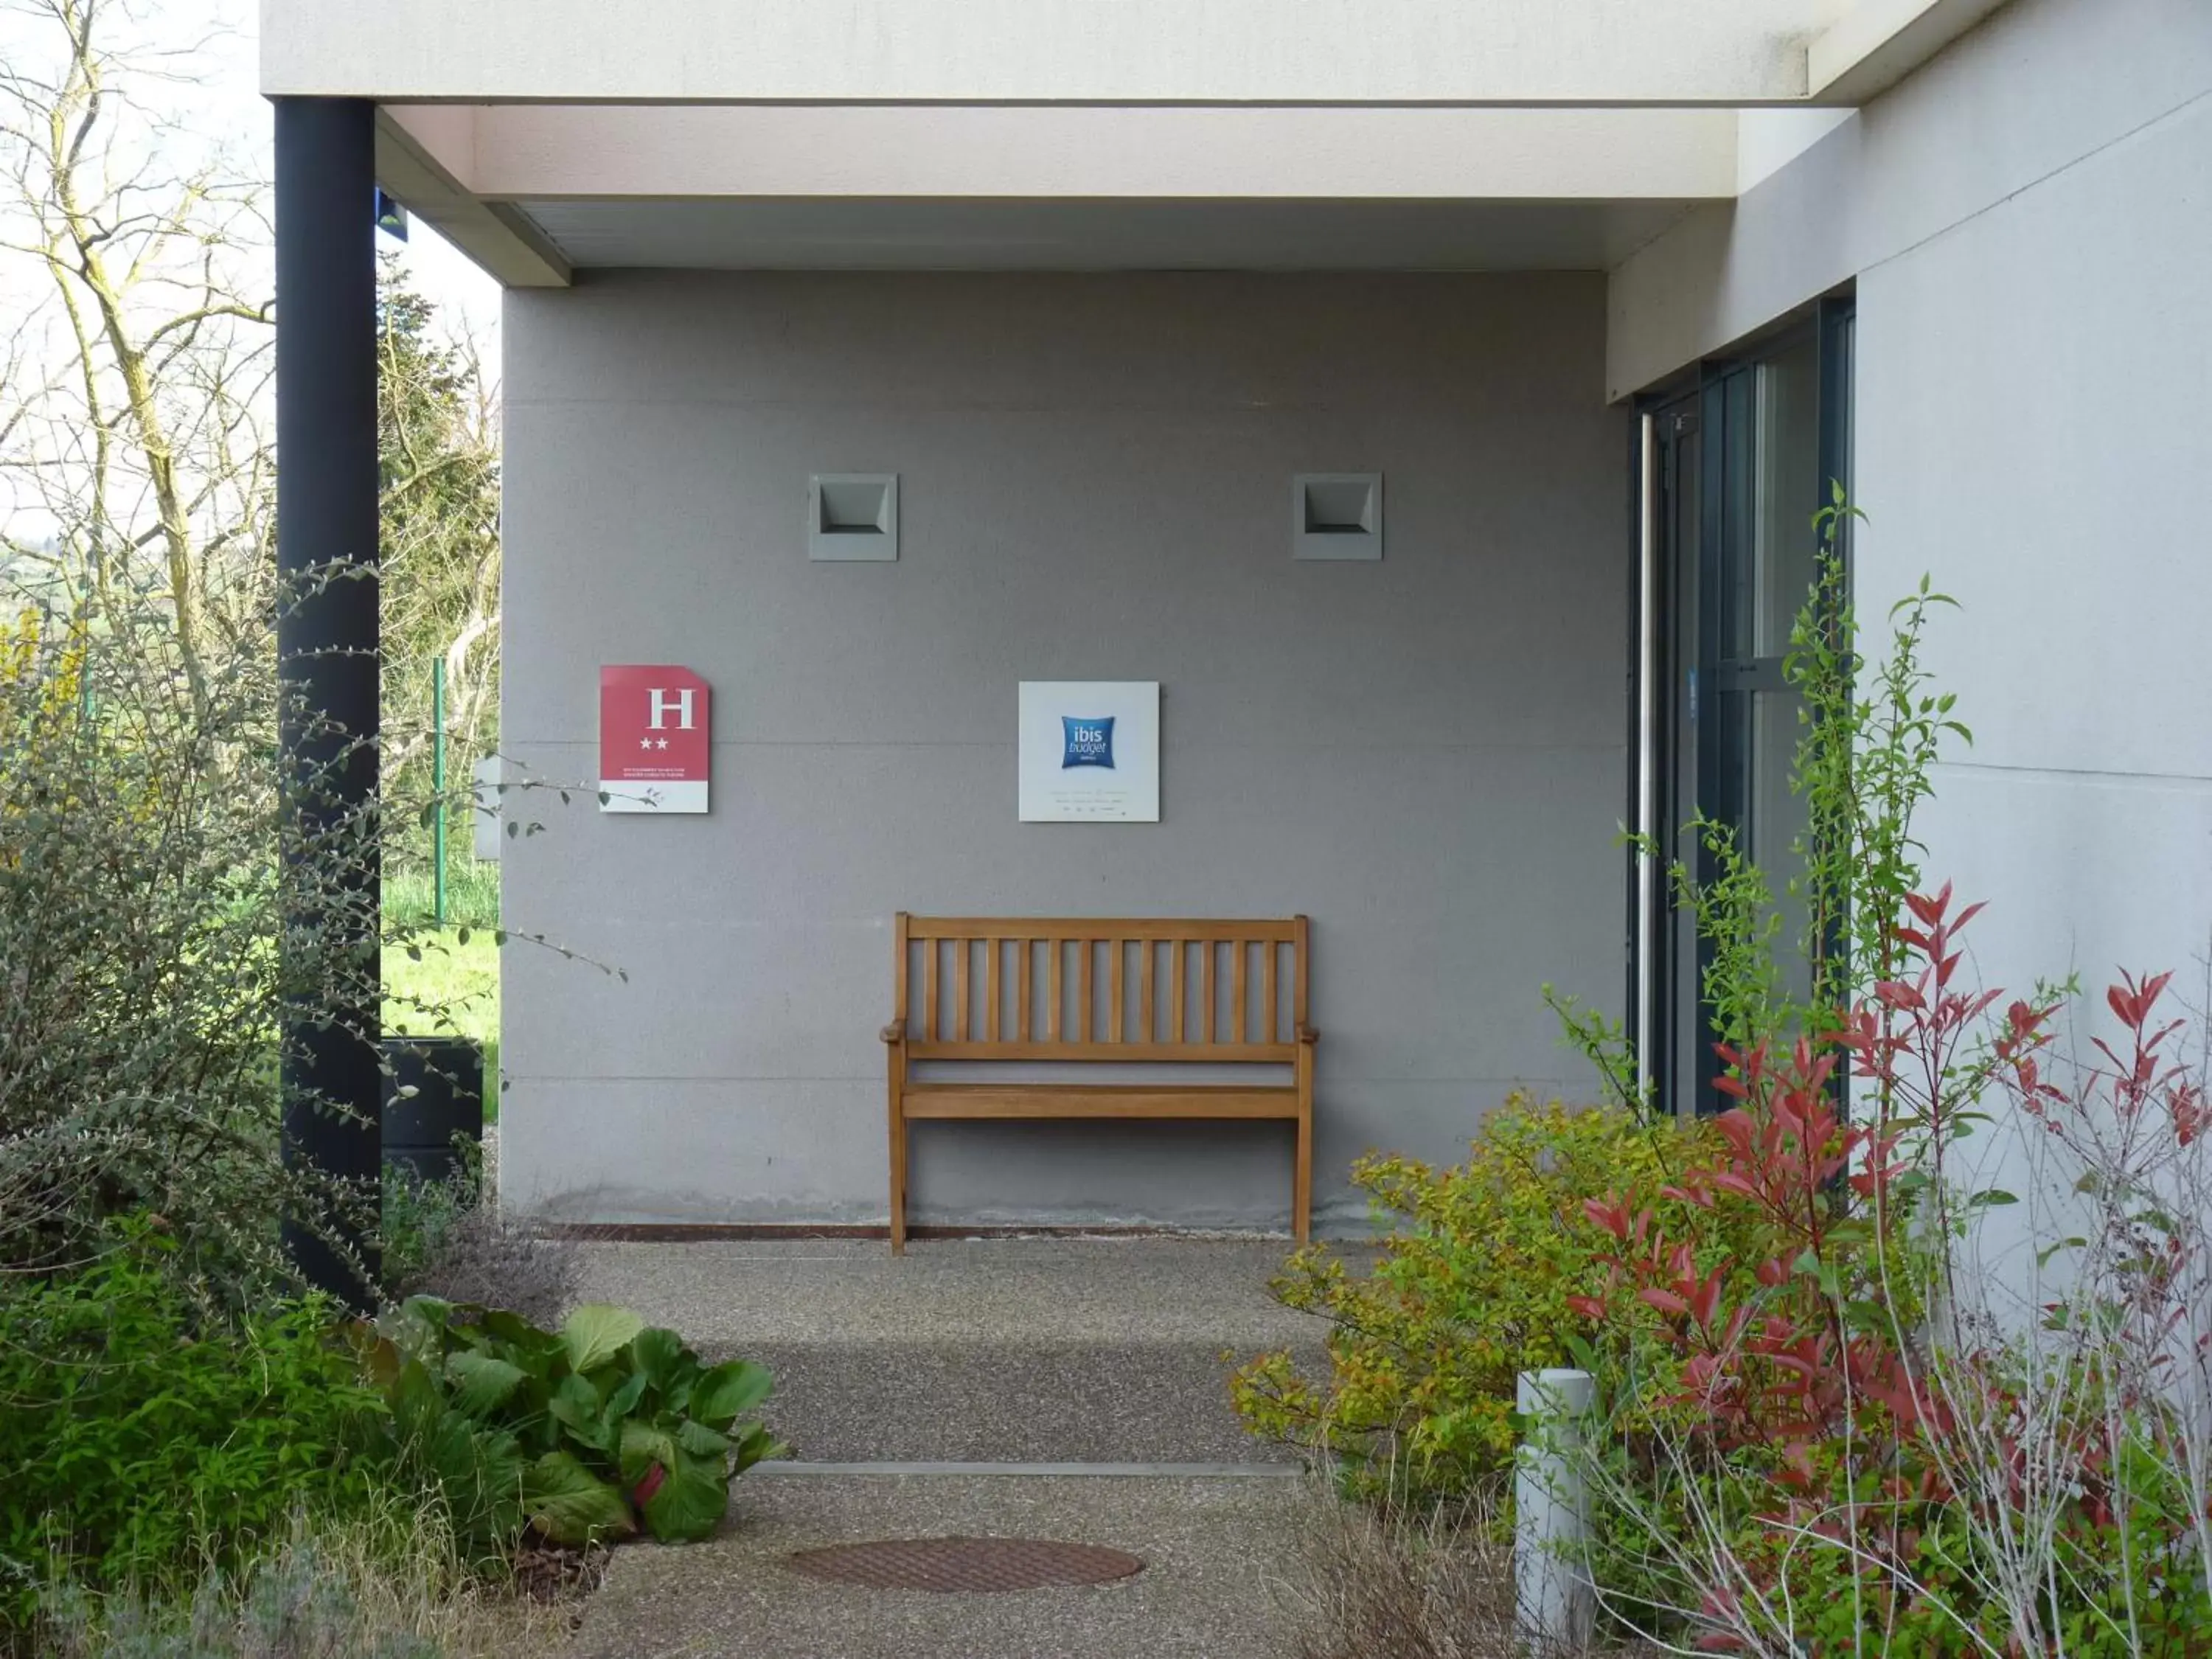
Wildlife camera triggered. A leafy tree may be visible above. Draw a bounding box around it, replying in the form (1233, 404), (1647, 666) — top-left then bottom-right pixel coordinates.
(2, 4), (504, 893)
(378, 255), (501, 883)
(0, 0), (275, 696)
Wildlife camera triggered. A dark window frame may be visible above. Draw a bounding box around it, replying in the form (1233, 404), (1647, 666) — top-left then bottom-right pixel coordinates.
(1627, 293), (1856, 1119)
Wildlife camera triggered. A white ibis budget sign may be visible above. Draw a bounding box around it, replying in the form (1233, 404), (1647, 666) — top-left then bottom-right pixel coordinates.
(599, 665), (710, 813)
(1017, 681), (1160, 822)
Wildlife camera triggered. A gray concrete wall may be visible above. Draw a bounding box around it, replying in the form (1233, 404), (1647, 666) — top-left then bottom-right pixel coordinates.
(1610, 0), (2212, 1273)
(497, 271), (1629, 1231)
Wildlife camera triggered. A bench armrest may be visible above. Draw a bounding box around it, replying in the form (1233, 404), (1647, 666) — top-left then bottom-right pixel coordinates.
(1296, 1022), (1320, 1044)
(880, 1018), (907, 1043)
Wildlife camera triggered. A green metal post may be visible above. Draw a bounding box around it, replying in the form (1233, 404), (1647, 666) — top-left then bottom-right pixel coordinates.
(431, 655), (446, 928)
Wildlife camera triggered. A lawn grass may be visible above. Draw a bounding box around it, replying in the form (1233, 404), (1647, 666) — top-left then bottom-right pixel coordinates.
(383, 861), (500, 931)
(383, 922), (501, 1122)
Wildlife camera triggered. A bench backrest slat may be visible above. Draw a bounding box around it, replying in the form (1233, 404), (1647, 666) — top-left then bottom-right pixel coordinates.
(921, 931), (938, 1042)
(909, 917), (1294, 942)
(896, 916), (1307, 1063)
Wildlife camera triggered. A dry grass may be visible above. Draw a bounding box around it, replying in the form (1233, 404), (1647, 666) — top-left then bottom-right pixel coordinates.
(383, 1125), (584, 1327)
(1280, 1484), (1523, 1659)
(36, 1509), (585, 1658)
(395, 1189), (585, 1328)
(1279, 1479), (1661, 1659)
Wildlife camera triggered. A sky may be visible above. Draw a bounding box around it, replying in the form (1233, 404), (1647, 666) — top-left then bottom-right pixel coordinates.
(0, 0), (503, 347)
(0, 0), (503, 543)
(142, 0), (505, 349)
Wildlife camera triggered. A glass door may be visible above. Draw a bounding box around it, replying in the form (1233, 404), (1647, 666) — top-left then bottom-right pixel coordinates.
(1634, 299), (1853, 1118)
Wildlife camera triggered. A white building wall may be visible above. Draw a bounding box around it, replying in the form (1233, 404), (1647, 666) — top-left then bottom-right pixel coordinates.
(1733, 108), (1854, 193)
(1611, 0), (2212, 1239)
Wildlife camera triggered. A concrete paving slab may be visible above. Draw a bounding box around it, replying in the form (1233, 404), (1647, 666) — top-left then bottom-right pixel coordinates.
(566, 1472), (1305, 1659)
(571, 1237), (1323, 1348)
(572, 1238), (1337, 1464)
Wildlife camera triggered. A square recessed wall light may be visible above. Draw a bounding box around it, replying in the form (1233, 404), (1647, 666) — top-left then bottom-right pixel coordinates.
(808, 473), (899, 561)
(1293, 473), (1382, 560)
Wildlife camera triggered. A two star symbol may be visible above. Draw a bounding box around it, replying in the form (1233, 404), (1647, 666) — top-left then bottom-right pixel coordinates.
(638, 736), (670, 750)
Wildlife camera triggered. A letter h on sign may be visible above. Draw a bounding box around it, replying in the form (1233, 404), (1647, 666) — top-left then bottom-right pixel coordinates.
(649, 686), (695, 731)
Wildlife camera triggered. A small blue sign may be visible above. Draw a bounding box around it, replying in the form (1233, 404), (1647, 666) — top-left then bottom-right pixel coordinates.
(1061, 716), (1116, 771)
(375, 187), (409, 242)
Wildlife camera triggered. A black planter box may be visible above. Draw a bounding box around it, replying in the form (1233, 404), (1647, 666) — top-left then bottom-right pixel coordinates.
(381, 1037), (483, 1182)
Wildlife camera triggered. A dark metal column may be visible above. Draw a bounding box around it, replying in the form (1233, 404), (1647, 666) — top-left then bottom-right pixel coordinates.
(274, 97), (380, 1304)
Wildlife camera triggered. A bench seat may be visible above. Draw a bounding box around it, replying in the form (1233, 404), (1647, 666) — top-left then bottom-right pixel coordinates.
(884, 914), (1315, 1252)
(902, 1083), (1301, 1120)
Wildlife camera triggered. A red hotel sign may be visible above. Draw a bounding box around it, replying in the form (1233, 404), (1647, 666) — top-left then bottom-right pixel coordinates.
(599, 665), (711, 813)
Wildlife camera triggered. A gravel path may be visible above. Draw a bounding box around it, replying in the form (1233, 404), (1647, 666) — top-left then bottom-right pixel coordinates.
(568, 1236), (1329, 1464)
(553, 1236), (1334, 1656)
(569, 1471), (1307, 1659)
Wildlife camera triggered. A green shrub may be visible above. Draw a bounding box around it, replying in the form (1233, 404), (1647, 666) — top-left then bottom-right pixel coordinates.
(368, 1297), (780, 1557)
(1231, 1093), (1716, 1503)
(0, 1228), (394, 1627)
(0, 609), (323, 1293)
(1, 596), (505, 1299)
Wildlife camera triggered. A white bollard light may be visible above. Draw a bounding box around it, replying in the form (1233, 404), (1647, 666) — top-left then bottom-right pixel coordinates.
(1516, 1367), (1596, 1654)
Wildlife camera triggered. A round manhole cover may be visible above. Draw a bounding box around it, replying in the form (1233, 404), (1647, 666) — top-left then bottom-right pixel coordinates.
(785, 1537), (1145, 1593)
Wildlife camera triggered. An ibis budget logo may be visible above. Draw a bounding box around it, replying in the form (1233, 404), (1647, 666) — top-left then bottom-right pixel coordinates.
(1060, 716), (1116, 771)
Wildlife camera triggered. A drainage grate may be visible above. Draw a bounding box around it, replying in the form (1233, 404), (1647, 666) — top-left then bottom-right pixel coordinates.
(785, 1536), (1145, 1593)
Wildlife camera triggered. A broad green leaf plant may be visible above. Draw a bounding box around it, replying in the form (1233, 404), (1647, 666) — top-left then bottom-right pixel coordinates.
(365, 1297), (781, 1555)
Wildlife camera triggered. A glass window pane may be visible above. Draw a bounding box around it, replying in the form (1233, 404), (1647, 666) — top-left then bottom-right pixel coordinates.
(1830, 312), (1854, 507)
(1663, 415), (1705, 1113)
(1747, 688), (1813, 1015)
(1750, 338), (1823, 658)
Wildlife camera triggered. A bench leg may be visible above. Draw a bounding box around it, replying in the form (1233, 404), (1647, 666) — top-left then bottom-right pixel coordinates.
(1293, 1045), (1315, 1245)
(889, 1119), (907, 1255)
(888, 1046), (908, 1256)
(1293, 1113), (1312, 1245)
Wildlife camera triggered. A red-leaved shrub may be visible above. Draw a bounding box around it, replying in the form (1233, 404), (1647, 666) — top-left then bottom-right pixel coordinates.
(1569, 888), (2212, 1657)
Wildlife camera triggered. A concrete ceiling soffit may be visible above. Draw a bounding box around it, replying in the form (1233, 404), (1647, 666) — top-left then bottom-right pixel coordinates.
(392, 105), (1742, 204)
(374, 108), (571, 287)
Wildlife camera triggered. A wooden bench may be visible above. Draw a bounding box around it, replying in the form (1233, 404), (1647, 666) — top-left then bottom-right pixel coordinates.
(880, 914), (1315, 1253)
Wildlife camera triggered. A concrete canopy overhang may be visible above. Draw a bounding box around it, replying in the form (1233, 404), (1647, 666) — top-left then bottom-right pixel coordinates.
(268, 0), (2006, 105)
(274, 0), (2014, 285)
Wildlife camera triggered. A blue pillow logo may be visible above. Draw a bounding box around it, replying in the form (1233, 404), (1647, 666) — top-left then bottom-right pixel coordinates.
(1061, 717), (1116, 771)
